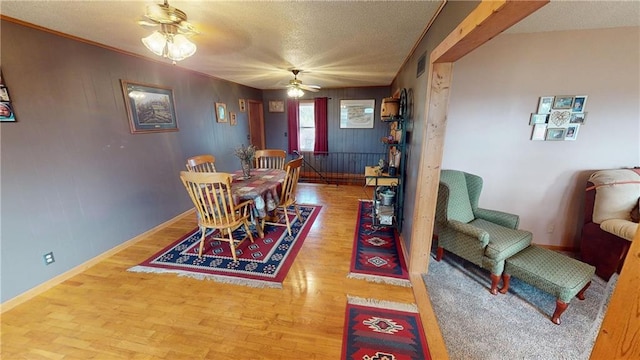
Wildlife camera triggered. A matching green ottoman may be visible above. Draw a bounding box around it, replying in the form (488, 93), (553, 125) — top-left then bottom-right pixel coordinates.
(500, 245), (596, 325)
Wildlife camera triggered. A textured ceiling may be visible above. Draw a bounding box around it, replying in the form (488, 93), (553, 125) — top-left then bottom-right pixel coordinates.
(1, 1), (638, 90)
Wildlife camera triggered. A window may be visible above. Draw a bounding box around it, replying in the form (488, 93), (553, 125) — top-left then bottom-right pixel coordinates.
(298, 100), (315, 151)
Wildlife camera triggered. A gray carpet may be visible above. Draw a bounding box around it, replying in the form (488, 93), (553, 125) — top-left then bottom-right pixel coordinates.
(422, 250), (617, 360)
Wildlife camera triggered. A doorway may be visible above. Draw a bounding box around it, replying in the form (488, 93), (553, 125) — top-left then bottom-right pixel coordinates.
(247, 100), (265, 149)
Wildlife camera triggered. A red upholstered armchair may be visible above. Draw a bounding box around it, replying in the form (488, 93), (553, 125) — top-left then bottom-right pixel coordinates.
(580, 169), (639, 280)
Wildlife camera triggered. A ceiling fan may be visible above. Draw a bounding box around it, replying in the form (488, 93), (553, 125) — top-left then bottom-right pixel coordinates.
(286, 70), (321, 97)
(138, 0), (198, 62)
(138, 0), (197, 35)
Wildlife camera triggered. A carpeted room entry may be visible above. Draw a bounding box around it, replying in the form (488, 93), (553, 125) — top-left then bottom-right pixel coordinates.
(423, 250), (616, 360)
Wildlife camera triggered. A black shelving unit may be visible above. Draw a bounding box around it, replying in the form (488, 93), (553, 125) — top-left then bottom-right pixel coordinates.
(367, 89), (408, 231)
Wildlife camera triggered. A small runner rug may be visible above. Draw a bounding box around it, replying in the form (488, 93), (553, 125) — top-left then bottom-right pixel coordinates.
(128, 204), (321, 288)
(341, 296), (432, 360)
(347, 200), (410, 286)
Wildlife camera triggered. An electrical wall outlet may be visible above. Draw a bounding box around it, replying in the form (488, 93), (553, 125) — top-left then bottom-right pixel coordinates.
(43, 252), (55, 265)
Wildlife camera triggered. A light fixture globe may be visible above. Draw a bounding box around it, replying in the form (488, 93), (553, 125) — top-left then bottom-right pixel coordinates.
(141, 31), (166, 56)
(139, 1), (197, 63)
(167, 34), (196, 61)
(288, 87), (304, 98)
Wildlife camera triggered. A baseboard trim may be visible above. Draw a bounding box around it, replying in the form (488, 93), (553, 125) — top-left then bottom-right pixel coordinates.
(536, 243), (578, 253)
(1, 209), (196, 313)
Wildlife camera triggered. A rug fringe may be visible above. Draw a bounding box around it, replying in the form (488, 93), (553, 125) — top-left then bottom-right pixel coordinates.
(347, 295), (418, 313)
(347, 273), (412, 287)
(127, 266), (282, 289)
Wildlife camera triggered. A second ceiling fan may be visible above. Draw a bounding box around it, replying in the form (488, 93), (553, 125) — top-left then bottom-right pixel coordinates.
(286, 70), (320, 97)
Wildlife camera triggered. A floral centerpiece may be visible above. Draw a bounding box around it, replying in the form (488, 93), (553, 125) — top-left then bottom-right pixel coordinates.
(234, 144), (256, 178)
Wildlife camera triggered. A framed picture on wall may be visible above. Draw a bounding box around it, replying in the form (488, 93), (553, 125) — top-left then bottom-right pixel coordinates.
(537, 96), (554, 114)
(531, 123), (547, 141)
(564, 124), (580, 141)
(215, 102), (228, 123)
(545, 128), (566, 141)
(552, 96), (574, 109)
(340, 99), (375, 128)
(120, 80), (178, 134)
(268, 100), (285, 113)
(530, 113), (548, 125)
(239, 99), (246, 112)
(572, 96), (588, 112)
(229, 112), (237, 126)
(570, 112), (587, 124)
(0, 101), (16, 122)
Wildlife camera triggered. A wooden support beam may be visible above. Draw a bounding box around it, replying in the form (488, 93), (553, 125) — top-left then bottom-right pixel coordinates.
(432, 0), (549, 63)
(590, 227), (640, 359)
(409, 61), (452, 275)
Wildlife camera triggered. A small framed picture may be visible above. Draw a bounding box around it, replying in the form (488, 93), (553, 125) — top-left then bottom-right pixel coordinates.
(215, 102), (228, 123)
(0, 86), (9, 102)
(564, 124), (580, 141)
(0, 101), (16, 122)
(570, 112), (587, 124)
(572, 96), (587, 112)
(530, 113), (548, 125)
(537, 96), (554, 114)
(239, 99), (246, 112)
(269, 100), (285, 113)
(545, 128), (566, 141)
(531, 123), (547, 141)
(552, 96), (574, 109)
(229, 112), (237, 126)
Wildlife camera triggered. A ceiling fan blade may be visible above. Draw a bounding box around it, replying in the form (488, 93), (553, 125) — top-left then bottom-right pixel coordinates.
(138, 19), (159, 27)
(299, 84), (320, 92)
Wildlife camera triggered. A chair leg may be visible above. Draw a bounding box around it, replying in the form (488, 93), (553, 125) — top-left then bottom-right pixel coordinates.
(294, 204), (302, 221)
(489, 273), (500, 295)
(198, 227), (206, 258)
(436, 247), (444, 261)
(576, 281), (591, 300)
(244, 220), (254, 243)
(228, 229), (237, 262)
(551, 300), (568, 325)
(283, 207), (292, 236)
(499, 273), (511, 294)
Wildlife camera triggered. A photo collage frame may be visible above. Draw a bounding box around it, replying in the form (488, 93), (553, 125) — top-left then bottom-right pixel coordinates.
(530, 95), (587, 141)
(0, 68), (16, 122)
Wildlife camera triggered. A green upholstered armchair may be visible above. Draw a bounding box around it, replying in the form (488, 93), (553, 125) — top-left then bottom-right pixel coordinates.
(435, 170), (533, 294)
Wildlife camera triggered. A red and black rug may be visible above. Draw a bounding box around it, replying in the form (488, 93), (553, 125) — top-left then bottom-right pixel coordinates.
(341, 296), (432, 360)
(348, 200), (410, 286)
(128, 204), (321, 288)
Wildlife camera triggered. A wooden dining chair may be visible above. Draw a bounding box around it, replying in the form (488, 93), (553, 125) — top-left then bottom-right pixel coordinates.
(179, 171), (254, 261)
(186, 154), (217, 172)
(254, 149), (286, 170)
(261, 156), (303, 236)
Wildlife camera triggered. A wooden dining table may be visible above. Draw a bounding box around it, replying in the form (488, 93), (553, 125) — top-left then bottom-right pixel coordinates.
(230, 168), (286, 237)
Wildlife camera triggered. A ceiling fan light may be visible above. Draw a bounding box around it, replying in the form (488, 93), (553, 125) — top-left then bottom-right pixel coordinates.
(288, 87), (304, 98)
(166, 34), (197, 61)
(141, 31), (166, 56)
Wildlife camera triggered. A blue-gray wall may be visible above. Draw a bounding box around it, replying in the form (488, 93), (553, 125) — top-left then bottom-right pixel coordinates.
(262, 87), (391, 153)
(0, 20), (264, 302)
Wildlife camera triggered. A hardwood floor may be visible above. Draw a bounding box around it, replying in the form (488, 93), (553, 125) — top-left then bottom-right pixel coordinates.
(1, 184), (427, 359)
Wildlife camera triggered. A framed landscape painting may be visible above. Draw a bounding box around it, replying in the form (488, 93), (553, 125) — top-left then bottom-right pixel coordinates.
(121, 80), (178, 134)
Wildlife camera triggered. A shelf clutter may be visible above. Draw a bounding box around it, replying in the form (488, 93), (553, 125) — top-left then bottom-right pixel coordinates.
(365, 88), (408, 230)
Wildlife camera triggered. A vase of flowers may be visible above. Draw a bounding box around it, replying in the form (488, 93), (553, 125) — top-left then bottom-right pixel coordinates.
(234, 144), (256, 179)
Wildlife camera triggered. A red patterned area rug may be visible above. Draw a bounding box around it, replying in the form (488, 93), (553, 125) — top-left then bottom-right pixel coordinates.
(347, 200), (410, 286)
(128, 204), (321, 288)
(341, 296), (432, 360)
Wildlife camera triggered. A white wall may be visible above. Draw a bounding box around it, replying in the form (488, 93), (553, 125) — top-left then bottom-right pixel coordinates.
(443, 27), (640, 248)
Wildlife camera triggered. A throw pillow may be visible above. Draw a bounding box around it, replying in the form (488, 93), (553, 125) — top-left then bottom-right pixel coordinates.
(631, 197), (640, 223)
